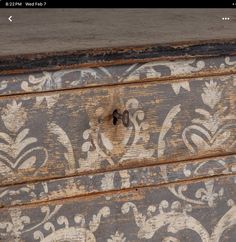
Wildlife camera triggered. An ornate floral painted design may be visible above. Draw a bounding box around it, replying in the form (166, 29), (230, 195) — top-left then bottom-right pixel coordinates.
(0, 56), (236, 241)
(48, 122), (76, 175)
(0, 205), (62, 241)
(0, 56), (236, 95)
(33, 206), (110, 242)
(79, 98), (154, 169)
(182, 79), (236, 153)
(0, 101), (48, 174)
(158, 76), (236, 207)
(0, 154), (235, 208)
(0, 74), (236, 197)
(157, 104), (182, 159)
(0, 176), (236, 241)
(79, 98), (154, 185)
(0, 94), (77, 185)
(0, 205), (111, 241)
(172, 157), (232, 207)
(201, 80), (222, 109)
(21, 73), (60, 108)
(123, 198), (236, 241)
(21, 72), (62, 92)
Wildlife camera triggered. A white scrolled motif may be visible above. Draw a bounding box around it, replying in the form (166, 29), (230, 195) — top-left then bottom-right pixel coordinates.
(21, 72), (60, 108)
(164, 79), (236, 206)
(122, 201), (210, 240)
(120, 59), (205, 84)
(174, 153), (230, 207)
(48, 122), (76, 175)
(183, 80), (236, 154)
(0, 205), (63, 239)
(0, 101), (48, 174)
(158, 104), (181, 158)
(195, 179), (224, 207)
(37, 227), (96, 242)
(225, 57), (236, 66)
(33, 206), (110, 242)
(57, 216), (69, 229)
(122, 200), (236, 242)
(89, 206), (110, 232)
(210, 202), (236, 242)
(79, 98), (154, 190)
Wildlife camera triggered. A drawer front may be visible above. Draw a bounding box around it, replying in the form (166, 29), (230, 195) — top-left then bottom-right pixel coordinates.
(0, 153), (235, 207)
(1, 175), (236, 241)
(0, 55), (236, 95)
(0, 74), (236, 185)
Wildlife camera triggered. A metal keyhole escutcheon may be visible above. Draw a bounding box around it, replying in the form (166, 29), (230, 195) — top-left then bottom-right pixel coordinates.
(112, 109), (130, 127)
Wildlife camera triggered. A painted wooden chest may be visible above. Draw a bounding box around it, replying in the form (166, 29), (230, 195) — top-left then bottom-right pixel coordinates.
(0, 9), (236, 242)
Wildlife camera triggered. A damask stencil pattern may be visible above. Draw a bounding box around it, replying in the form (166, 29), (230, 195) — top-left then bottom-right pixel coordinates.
(0, 56), (236, 95)
(0, 55), (236, 241)
(0, 73), (235, 187)
(1, 175), (236, 241)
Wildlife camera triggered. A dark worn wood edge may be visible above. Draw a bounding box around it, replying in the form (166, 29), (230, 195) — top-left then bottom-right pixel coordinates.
(1, 39), (236, 75)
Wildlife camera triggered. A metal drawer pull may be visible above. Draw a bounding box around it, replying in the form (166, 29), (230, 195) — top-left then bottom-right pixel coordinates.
(112, 109), (129, 127)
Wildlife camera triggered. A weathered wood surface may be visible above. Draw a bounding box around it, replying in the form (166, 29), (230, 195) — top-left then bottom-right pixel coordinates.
(1, 40), (236, 74)
(0, 10), (236, 241)
(0, 55), (236, 94)
(0, 9), (236, 57)
(0, 174), (236, 241)
(0, 74), (236, 186)
(0, 154), (235, 208)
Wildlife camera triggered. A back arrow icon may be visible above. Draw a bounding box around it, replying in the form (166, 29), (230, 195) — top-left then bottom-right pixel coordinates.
(8, 16), (12, 22)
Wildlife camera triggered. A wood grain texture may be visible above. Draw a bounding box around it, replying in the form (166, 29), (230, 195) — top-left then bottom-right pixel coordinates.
(0, 154), (235, 208)
(0, 174), (236, 241)
(1, 11), (236, 241)
(0, 74), (235, 186)
(0, 55), (236, 95)
(0, 9), (236, 57)
(1, 40), (236, 75)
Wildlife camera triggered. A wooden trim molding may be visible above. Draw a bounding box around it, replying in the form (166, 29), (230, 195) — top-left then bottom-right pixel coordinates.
(0, 39), (236, 75)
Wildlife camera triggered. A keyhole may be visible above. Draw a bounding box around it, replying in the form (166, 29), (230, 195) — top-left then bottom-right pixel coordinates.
(112, 109), (129, 127)
(112, 109), (119, 125)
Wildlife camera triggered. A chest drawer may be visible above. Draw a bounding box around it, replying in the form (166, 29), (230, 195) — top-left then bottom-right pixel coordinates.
(0, 72), (236, 187)
(0, 38), (236, 241)
(1, 174), (236, 241)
